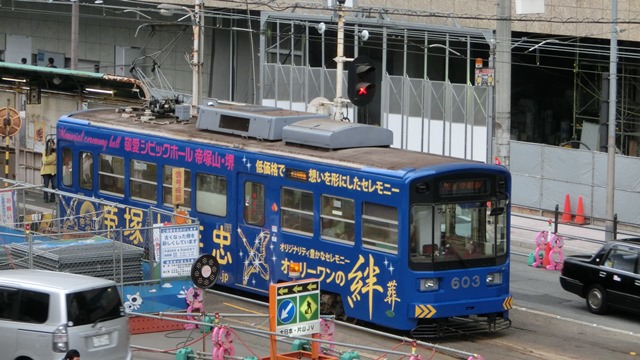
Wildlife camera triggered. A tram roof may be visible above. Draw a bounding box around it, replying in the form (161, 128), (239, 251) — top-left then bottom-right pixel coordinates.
(0, 62), (149, 103)
(64, 107), (481, 173)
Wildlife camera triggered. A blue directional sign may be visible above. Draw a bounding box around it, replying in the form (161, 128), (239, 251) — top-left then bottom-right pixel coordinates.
(277, 298), (296, 324)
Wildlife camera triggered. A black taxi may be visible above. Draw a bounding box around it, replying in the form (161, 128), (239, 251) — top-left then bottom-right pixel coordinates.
(560, 238), (640, 315)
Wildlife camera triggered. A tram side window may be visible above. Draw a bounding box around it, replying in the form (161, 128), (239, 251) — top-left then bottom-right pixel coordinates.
(61, 147), (72, 187)
(409, 205), (438, 262)
(321, 195), (355, 243)
(244, 181), (265, 227)
(79, 152), (93, 190)
(130, 160), (157, 203)
(98, 154), (124, 196)
(162, 166), (192, 209)
(488, 200), (508, 256)
(196, 173), (227, 217)
(362, 202), (398, 254)
(280, 187), (313, 236)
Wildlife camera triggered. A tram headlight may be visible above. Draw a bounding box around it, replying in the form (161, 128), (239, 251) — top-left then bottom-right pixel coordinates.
(419, 278), (439, 292)
(486, 272), (503, 286)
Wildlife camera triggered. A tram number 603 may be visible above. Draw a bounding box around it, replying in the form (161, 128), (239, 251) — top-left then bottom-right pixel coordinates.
(451, 275), (480, 289)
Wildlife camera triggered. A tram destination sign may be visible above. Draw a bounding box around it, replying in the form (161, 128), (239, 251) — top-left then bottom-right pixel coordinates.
(269, 278), (320, 336)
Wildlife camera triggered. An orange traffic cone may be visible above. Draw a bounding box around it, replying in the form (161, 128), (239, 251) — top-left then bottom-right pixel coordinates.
(561, 194), (572, 223)
(575, 196), (585, 225)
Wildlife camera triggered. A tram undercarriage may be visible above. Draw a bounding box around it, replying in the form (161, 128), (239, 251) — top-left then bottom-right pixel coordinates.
(411, 314), (512, 338)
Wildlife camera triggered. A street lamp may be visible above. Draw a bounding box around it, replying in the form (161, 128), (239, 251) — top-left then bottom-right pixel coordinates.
(158, 0), (203, 116)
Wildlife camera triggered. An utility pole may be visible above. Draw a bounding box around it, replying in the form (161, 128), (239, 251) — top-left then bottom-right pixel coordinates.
(495, 0), (511, 167)
(158, 0), (204, 115)
(605, 0), (618, 241)
(71, 0), (79, 70)
(160, 0), (203, 115)
(486, 41), (496, 163)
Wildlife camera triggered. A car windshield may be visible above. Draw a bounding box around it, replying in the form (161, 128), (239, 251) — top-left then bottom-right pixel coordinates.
(66, 285), (124, 326)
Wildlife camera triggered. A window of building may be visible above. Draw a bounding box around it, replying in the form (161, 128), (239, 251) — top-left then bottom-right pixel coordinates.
(321, 195), (355, 243)
(162, 166), (192, 209)
(129, 160), (157, 203)
(61, 147), (72, 187)
(362, 202), (398, 254)
(98, 154), (124, 196)
(196, 173), (227, 217)
(281, 187), (314, 235)
(244, 181), (265, 226)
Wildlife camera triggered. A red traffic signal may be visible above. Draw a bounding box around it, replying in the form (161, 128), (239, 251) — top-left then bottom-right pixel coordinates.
(357, 83), (370, 95)
(348, 56), (377, 107)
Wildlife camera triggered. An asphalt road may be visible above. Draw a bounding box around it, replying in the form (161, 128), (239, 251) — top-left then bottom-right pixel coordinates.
(130, 249), (640, 360)
(16, 191), (640, 359)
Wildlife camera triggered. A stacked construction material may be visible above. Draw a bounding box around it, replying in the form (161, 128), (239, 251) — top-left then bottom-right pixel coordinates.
(4, 236), (144, 282)
(0, 246), (14, 270)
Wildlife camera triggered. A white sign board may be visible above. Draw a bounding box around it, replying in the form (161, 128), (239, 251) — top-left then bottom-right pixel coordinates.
(159, 225), (199, 279)
(5, 34), (32, 64)
(515, 0), (545, 14)
(0, 191), (15, 227)
(326, 0), (354, 7)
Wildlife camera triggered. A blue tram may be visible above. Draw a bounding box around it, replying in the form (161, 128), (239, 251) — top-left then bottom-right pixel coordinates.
(55, 102), (512, 336)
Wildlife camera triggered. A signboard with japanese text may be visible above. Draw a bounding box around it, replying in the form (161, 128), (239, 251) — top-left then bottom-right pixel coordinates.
(0, 190), (15, 226)
(269, 278), (320, 337)
(160, 225), (199, 279)
(475, 67), (495, 86)
(171, 167), (185, 205)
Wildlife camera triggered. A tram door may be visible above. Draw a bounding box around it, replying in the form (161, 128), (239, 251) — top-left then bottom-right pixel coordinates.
(237, 174), (275, 292)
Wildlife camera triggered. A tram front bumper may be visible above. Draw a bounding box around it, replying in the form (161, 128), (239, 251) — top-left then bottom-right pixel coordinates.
(412, 294), (513, 319)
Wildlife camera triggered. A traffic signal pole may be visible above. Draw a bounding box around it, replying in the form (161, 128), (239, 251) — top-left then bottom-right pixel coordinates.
(333, 2), (376, 121)
(193, 0), (204, 115)
(332, 3), (351, 121)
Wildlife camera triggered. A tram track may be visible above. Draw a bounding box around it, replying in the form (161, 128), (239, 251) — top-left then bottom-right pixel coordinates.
(205, 288), (478, 360)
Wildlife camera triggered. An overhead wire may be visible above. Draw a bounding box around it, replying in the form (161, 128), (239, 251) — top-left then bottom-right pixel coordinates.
(213, 0), (640, 25)
(3, 0), (639, 79)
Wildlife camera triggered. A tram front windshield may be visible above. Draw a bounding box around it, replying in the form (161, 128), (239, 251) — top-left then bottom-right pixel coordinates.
(410, 200), (507, 266)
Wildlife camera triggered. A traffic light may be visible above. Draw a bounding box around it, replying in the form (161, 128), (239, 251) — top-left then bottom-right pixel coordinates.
(348, 55), (376, 107)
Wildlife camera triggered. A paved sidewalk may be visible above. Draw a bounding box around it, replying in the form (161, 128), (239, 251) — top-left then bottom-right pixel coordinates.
(510, 211), (626, 256)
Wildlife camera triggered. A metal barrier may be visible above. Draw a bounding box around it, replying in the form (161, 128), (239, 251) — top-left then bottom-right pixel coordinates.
(0, 180), (199, 286)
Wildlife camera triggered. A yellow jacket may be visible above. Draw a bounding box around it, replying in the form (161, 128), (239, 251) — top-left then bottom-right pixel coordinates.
(41, 152), (56, 176)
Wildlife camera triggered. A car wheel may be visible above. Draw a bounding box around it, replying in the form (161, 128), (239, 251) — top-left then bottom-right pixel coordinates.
(586, 285), (607, 314)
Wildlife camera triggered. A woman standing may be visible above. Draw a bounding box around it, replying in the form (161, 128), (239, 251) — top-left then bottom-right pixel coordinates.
(41, 138), (56, 202)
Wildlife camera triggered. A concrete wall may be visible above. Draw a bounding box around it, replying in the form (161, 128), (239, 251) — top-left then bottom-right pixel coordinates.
(511, 140), (640, 225)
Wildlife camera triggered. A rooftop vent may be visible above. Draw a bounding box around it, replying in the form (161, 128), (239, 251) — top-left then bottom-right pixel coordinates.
(282, 119), (393, 149)
(196, 103), (329, 140)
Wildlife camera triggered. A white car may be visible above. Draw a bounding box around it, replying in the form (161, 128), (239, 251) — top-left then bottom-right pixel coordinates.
(0, 269), (132, 360)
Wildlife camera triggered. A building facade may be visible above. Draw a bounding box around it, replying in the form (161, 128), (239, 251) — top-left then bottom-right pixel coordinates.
(2, 0), (640, 222)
